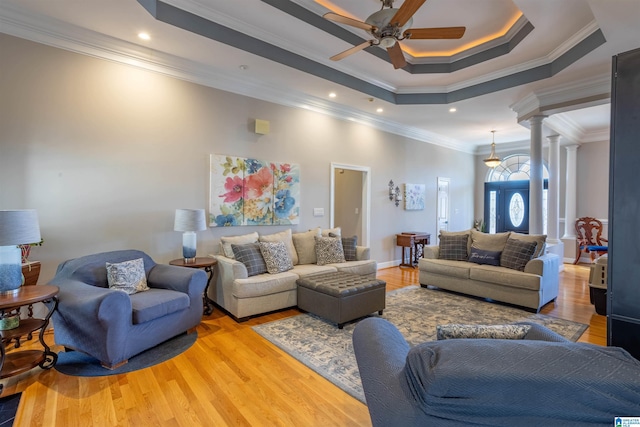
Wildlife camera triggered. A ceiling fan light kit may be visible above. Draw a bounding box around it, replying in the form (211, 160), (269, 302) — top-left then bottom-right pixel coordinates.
(323, 0), (465, 69)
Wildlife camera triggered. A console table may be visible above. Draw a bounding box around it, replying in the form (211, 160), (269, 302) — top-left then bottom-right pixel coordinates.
(0, 285), (59, 395)
(396, 232), (431, 268)
(169, 257), (216, 315)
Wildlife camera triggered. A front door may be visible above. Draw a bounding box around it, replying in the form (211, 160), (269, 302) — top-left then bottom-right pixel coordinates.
(437, 177), (450, 237)
(484, 180), (548, 234)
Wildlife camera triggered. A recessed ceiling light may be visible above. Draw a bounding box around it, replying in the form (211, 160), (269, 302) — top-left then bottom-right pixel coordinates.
(329, 92), (337, 98)
(449, 107), (457, 113)
(376, 108), (383, 113)
(138, 32), (151, 41)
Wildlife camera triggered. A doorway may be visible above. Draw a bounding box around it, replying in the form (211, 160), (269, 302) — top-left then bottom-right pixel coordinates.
(484, 180), (548, 233)
(330, 163), (371, 246)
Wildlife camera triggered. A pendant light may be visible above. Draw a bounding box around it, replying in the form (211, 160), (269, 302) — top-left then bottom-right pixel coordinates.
(483, 130), (501, 168)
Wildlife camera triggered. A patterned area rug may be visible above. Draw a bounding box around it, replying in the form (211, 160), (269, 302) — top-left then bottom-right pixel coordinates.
(252, 285), (588, 403)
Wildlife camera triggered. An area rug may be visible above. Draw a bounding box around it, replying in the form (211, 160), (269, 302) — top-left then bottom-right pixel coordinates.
(0, 392), (21, 427)
(252, 286), (588, 403)
(54, 332), (197, 377)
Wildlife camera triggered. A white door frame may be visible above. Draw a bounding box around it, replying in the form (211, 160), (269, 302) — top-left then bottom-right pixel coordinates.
(330, 162), (371, 246)
(437, 177), (451, 240)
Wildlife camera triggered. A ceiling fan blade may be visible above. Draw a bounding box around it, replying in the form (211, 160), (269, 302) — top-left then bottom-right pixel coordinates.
(404, 27), (466, 39)
(323, 12), (376, 32)
(390, 0), (427, 27)
(330, 41), (374, 61)
(387, 42), (407, 69)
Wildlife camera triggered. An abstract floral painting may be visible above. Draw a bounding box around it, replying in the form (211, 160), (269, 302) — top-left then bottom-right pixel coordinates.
(209, 155), (300, 226)
(404, 183), (426, 210)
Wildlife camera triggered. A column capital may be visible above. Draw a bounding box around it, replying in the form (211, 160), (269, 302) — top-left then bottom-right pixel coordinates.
(565, 144), (580, 152)
(529, 115), (548, 126)
(546, 134), (561, 142)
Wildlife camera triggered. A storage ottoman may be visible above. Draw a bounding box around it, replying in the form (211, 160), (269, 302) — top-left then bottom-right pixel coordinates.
(296, 271), (386, 329)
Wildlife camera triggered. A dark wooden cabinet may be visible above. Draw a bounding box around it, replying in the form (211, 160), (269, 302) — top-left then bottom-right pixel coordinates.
(608, 46), (640, 358)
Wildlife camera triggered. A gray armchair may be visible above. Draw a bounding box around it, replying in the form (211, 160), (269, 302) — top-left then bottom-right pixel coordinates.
(353, 317), (640, 427)
(49, 250), (206, 369)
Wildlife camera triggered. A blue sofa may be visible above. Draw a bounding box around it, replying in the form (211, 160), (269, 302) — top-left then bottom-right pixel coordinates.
(49, 250), (206, 368)
(353, 317), (640, 426)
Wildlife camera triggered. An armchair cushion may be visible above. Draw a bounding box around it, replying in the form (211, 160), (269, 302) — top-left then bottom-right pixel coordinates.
(130, 289), (190, 324)
(106, 258), (149, 295)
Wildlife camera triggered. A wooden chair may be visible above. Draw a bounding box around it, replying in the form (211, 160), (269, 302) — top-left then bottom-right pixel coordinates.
(574, 217), (608, 264)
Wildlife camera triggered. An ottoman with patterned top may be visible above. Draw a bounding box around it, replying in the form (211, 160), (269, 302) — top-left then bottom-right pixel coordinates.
(296, 271), (386, 329)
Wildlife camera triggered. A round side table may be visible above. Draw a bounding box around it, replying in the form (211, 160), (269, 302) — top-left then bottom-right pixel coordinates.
(169, 258), (217, 315)
(0, 285), (59, 395)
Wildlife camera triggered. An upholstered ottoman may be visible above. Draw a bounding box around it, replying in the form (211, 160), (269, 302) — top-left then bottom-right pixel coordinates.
(296, 271), (386, 328)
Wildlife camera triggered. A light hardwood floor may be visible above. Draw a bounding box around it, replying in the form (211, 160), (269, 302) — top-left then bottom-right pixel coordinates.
(3, 263), (603, 426)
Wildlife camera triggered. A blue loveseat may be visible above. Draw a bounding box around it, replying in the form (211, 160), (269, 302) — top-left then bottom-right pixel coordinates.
(49, 250), (206, 368)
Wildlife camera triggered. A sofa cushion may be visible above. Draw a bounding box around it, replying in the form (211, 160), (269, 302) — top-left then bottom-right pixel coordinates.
(438, 234), (469, 261)
(259, 229), (298, 265)
(500, 238), (537, 271)
(321, 227), (341, 237)
(468, 247), (501, 266)
(106, 258), (150, 295)
(420, 259), (472, 279)
(315, 236), (346, 265)
(436, 324), (531, 340)
(130, 289), (189, 324)
(233, 272), (298, 299)
(470, 229), (511, 252)
(292, 263), (337, 277)
(221, 232), (259, 259)
(292, 228), (321, 265)
(232, 243), (268, 277)
(330, 259), (377, 276)
(259, 241), (294, 274)
(470, 265), (542, 291)
(510, 232), (547, 258)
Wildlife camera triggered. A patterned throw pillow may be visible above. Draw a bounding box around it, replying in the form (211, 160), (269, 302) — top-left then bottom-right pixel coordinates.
(315, 236), (346, 266)
(329, 232), (358, 261)
(106, 258), (149, 295)
(231, 243), (268, 277)
(259, 241), (294, 274)
(438, 234), (469, 261)
(436, 324), (532, 340)
(468, 247), (501, 266)
(500, 238), (538, 271)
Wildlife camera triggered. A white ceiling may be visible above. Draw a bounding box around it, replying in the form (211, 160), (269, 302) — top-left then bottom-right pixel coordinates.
(2, 0), (639, 152)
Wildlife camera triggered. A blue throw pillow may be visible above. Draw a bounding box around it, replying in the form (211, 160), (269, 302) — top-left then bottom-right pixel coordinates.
(468, 247), (501, 266)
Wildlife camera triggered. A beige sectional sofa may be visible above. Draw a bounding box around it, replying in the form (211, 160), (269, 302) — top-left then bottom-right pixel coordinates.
(210, 227), (377, 321)
(418, 229), (559, 312)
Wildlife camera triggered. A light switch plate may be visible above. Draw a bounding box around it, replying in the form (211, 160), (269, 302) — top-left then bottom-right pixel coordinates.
(313, 208), (324, 217)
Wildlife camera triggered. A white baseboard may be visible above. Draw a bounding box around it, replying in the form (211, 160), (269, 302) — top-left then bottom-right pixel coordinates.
(378, 260), (401, 269)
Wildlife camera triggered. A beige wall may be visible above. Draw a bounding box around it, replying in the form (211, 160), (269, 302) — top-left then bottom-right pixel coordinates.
(0, 34), (476, 282)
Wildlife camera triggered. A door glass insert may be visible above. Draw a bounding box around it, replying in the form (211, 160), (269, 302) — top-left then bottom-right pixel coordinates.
(509, 193), (525, 227)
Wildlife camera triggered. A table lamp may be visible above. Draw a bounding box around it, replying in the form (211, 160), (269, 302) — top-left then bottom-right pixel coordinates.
(174, 209), (207, 263)
(0, 210), (41, 294)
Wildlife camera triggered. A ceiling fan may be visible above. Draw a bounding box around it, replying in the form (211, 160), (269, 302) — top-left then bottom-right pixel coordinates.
(323, 0), (466, 69)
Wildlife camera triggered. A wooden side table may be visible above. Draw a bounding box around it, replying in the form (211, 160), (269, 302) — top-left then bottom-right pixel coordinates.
(0, 285), (59, 395)
(396, 232), (431, 268)
(169, 258), (217, 315)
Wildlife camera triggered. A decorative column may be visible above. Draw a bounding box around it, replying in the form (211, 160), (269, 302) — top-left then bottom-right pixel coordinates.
(547, 135), (561, 243)
(529, 115), (546, 234)
(562, 144), (579, 240)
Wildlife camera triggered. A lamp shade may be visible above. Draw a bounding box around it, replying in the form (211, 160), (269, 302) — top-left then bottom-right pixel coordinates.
(174, 209), (207, 232)
(0, 210), (41, 245)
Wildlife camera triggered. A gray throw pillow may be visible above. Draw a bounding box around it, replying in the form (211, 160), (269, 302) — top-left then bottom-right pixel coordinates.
(438, 234), (469, 261)
(259, 241), (293, 274)
(315, 236), (346, 265)
(500, 238), (537, 271)
(436, 324), (532, 340)
(468, 247), (501, 266)
(231, 243), (268, 277)
(106, 258), (149, 295)
(330, 232), (358, 261)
